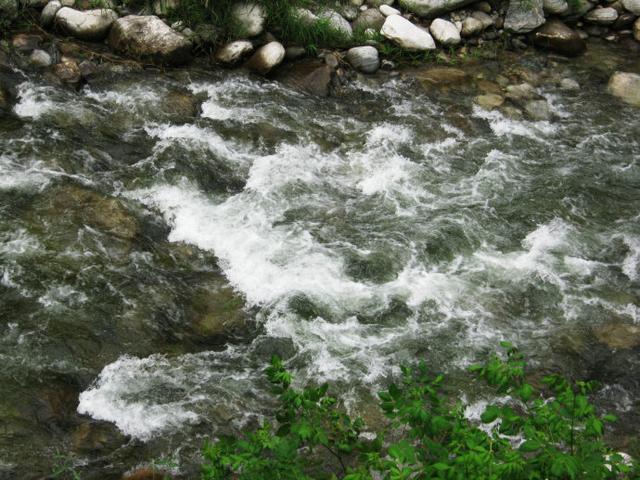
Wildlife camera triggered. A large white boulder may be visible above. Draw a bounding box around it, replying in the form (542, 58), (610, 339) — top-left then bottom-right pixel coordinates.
(108, 15), (192, 65)
(380, 15), (436, 50)
(608, 72), (640, 107)
(245, 41), (285, 75)
(429, 18), (461, 45)
(54, 7), (118, 41)
(232, 2), (266, 37)
(379, 4), (401, 15)
(41, 0), (62, 27)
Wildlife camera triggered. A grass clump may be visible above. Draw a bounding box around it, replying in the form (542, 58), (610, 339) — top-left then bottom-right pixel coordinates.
(202, 342), (638, 479)
(167, 0), (350, 51)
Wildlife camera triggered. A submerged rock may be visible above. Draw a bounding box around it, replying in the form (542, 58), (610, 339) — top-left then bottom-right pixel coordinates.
(504, 0), (545, 33)
(52, 56), (81, 84)
(231, 2), (266, 37)
(215, 39), (254, 65)
(54, 7), (118, 41)
(108, 15), (192, 65)
(49, 185), (139, 240)
(245, 41), (285, 75)
(607, 71), (640, 107)
(524, 99), (550, 120)
(346, 45), (380, 73)
(399, 0), (476, 17)
(190, 284), (246, 340)
(594, 323), (640, 349)
(430, 18), (461, 45)
(475, 93), (504, 109)
(533, 19), (586, 56)
(162, 89), (203, 117)
(275, 59), (334, 96)
(415, 66), (468, 87)
(381, 15), (436, 50)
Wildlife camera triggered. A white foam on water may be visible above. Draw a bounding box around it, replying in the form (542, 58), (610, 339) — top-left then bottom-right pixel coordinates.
(78, 355), (202, 440)
(0, 155), (53, 191)
(144, 123), (253, 165)
(12, 82), (60, 119)
(472, 106), (555, 140)
(83, 85), (163, 112)
(473, 219), (573, 286)
(620, 235), (640, 281)
(0, 229), (40, 256)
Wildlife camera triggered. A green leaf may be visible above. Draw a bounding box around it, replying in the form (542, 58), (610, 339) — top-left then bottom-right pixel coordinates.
(480, 405), (500, 423)
(519, 440), (541, 452)
(388, 440), (415, 463)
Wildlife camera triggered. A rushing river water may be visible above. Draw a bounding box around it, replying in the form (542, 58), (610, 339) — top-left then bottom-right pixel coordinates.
(1, 42), (640, 478)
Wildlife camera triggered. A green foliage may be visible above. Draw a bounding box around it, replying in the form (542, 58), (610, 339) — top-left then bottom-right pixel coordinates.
(202, 344), (638, 480)
(50, 452), (81, 480)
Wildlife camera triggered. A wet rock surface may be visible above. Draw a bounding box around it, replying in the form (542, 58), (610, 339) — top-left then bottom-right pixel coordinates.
(108, 15), (192, 65)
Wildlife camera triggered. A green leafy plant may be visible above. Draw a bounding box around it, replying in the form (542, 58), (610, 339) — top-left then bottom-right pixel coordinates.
(202, 343), (637, 479)
(50, 452), (82, 480)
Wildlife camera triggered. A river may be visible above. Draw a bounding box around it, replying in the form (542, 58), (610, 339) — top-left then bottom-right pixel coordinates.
(1, 41), (639, 478)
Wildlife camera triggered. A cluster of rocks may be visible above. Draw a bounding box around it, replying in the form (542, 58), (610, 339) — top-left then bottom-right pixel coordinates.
(3, 0), (640, 105)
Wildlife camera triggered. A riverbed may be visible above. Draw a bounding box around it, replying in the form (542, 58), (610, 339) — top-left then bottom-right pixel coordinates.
(1, 41), (639, 478)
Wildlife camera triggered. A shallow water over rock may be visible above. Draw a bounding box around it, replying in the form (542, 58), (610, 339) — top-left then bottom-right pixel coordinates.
(1, 42), (640, 477)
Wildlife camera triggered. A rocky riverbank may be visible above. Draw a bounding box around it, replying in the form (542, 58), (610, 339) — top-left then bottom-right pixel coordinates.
(1, 0), (640, 106)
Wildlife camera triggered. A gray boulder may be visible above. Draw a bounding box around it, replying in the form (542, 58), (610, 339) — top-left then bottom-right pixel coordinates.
(108, 15), (192, 65)
(399, 0), (476, 17)
(533, 19), (586, 56)
(461, 16), (484, 36)
(584, 7), (618, 24)
(524, 100), (550, 120)
(215, 40), (254, 64)
(54, 7), (118, 41)
(346, 45), (380, 73)
(245, 41), (285, 75)
(543, 0), (569, 14)
(41, 0), (62, 27)
(635, 17), (640, 41)
(232, 2), (266, 37)
(381, 14), (436, 49)
(505, 0), (545, 33)
(29, 49), (52, 67)
(353, 8), (386, 31)
(319, 10), (353, 37)
(622, 0), (640, 14)
(608, 72), (640, 107)
(429, 18), (461, 45)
